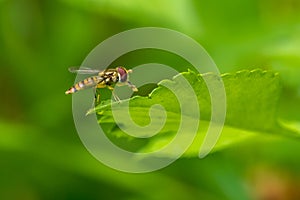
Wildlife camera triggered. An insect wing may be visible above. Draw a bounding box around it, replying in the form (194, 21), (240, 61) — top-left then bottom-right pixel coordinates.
(68, 67), (102, 74)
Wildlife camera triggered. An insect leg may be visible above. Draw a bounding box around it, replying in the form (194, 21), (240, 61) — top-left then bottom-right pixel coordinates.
(107, 86), (121, 103)
(113, 92), (121, 102)
(96, 93), (101, 105)
(94, 87), (101, 106)
(127, 81), (138, 92)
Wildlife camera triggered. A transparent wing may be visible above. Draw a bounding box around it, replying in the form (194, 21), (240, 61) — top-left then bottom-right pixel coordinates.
(68, 67), (102, 74)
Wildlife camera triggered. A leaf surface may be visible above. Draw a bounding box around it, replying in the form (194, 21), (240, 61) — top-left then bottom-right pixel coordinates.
(91, 69), (299, 157)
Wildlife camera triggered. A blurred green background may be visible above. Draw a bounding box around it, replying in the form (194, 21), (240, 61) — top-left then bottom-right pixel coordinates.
(1, 0), (300, 199)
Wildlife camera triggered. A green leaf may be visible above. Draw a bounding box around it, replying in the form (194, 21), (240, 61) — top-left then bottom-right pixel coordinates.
(91, 69), (300, 157)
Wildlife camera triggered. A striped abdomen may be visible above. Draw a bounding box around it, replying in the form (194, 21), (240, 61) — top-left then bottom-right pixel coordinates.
(65, 76), (102, 94)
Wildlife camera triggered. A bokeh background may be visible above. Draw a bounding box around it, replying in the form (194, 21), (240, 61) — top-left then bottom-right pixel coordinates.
(1, 0), (300, 199)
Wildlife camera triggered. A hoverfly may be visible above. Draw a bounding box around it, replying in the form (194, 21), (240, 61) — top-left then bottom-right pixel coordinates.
(65, 66), (138, 102)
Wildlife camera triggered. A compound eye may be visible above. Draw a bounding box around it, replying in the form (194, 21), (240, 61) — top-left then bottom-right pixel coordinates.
(117, 67), (128, 82)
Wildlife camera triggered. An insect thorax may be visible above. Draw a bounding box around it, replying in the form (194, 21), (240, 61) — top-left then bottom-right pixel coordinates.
(98, 69), (119, 86)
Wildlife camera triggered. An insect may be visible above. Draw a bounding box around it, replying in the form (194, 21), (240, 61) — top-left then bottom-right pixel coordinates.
(65, 66), (138, 102)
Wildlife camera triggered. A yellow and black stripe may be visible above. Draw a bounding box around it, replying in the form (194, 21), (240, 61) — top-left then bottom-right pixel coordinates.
(65, 76), (101, 94)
